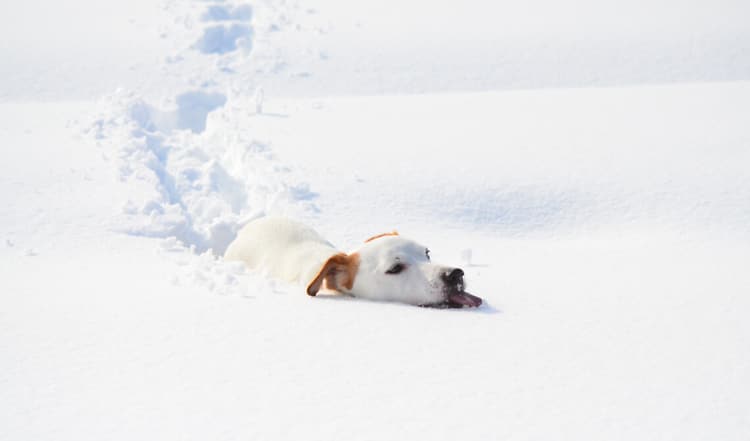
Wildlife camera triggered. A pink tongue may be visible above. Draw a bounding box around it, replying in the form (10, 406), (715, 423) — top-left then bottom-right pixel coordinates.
(448, 291), (483, 307)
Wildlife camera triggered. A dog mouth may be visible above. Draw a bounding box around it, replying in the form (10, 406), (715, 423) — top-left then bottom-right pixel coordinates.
(423, 288), (483, 309)
(447, 290), (483, 308)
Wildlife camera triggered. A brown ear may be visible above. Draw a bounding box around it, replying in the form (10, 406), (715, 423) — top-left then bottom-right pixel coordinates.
(306, 254), (344, 296)
(365, 231), (399, 243)
(306, 253), (360, 296)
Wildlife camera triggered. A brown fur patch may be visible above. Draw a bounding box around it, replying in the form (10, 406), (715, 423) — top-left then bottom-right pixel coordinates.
(342, 252), (360, 290)
(307, 253), (360, 296)
(365, 231), (399, 243)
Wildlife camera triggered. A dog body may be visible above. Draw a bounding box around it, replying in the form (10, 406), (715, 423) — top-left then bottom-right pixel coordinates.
(224, 217), (482, 307)
(225, 217), (339, 291)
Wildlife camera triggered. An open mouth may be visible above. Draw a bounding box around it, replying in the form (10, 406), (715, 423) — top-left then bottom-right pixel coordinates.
(447, 290), (483, 308)
(424, 289), (483, 309)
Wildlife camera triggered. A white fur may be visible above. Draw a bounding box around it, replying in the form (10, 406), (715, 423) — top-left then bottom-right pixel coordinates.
(224, 217), (459, 305)
(350, 235), (451, 305)
(224, 217), (338, 288)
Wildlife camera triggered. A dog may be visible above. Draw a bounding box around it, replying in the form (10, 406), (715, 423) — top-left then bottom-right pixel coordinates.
(224, 217), (482, 307)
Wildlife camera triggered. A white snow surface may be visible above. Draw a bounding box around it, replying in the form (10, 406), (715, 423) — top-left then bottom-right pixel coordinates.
(2, 1), (750, 440)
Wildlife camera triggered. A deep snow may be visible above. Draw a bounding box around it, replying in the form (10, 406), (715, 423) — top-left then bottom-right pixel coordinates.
(2, 0), (750, 440)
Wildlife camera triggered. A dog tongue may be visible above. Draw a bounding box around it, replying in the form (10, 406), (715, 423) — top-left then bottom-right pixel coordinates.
(448, 291), (483, 308)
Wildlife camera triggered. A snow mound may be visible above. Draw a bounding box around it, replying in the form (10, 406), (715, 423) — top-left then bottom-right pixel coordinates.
(85, 89), (316, 255)
(128, 90), (227, 134)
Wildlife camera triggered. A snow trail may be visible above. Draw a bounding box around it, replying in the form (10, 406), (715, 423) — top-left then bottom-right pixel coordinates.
(82, 1), (318, 258)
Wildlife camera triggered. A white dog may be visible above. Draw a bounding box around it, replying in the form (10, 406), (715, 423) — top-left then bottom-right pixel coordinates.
(224, 217), (482, 307)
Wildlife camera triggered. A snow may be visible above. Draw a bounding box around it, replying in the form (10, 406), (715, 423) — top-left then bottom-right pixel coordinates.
(253, 83), (750, 240)
(2, 0), (750, 440)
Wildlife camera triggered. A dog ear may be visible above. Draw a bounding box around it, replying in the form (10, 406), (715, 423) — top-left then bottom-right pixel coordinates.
(306, 253), (359, 296)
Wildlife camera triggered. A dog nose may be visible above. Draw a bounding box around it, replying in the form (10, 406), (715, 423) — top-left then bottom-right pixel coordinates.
(442, 268), (465, 286)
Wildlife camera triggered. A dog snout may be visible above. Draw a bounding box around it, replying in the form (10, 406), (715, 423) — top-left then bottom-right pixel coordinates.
(441, 268), (465, 287)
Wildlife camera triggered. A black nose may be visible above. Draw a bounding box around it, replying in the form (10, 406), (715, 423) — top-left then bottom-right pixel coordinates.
(442, 268), (465, 286)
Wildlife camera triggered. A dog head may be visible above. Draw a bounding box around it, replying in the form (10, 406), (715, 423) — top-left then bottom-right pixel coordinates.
(306, 232), (482, 308)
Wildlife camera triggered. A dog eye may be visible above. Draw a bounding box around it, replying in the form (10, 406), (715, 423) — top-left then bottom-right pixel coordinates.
(386, 263), (406, 274)
(425, 248), (431, 261)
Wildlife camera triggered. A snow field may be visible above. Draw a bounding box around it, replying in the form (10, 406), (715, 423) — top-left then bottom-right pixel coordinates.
(254, 83), (750, 242)
(2, 0), (750, 440)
